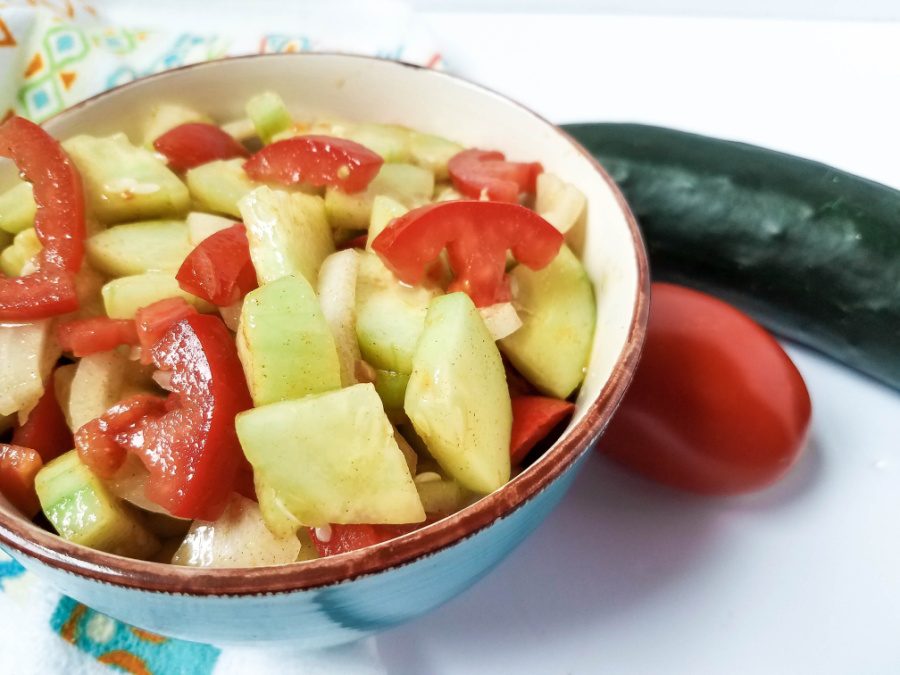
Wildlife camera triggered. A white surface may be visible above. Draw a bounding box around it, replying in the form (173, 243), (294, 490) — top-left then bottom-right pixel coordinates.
(50, 6), (900, 672)
(368, 12), (900, 675)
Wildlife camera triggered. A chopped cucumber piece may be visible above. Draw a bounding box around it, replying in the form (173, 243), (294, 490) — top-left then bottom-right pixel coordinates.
(246, 91), (292, 144)
(186, 158), (258, 218)
(53, 364), (77, 431)
(0, 228), (40, 277)
(405, 292), (512, 494)
(408, 132), (464, 181)
(535, 172), (586, 234)
(142, 103), (213, 148)
(500, 245), (595, 398)
(415, 475), (470, 515)
(237, 275), (341, 406)
(325, 163), (434, 230)
(0, 180), (36, 235)
(186, 211), (236, 246)
(236, 383), (425, 533)
(67, 351), (130, 432)
(317, 249), (361, 386)
(172, 494), (302, 568)
(367, 194), (407, 250)
(63, 133), (190, 224)
(86, 219), (192, 276)
(356, 252), (436, 375)
(240, 186), (334, 287)
(35, 451), (160, 559)
(102, 272), (214, 319)
(344, 123), (411, 163)
(0, 320), (58, 417)
(374, 369), (409, 416)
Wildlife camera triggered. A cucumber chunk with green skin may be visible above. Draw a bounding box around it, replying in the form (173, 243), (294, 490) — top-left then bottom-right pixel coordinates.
(343, 123), (412, 163)
(0, 228), (40, 277)
(325, 163), (434, 231)
(62, 133), (190, 224)
(142, 103), (213, 148)
(405, 292), (512, 494)
(240, 186), (335, 287)
(246, 91), (292, 144)
(236, 383), (425, 533)
(408, 132), (464, 181)
(101, 272), (214, 319)
(415, 476), (470, 516)
(0, 180), (36, 235)
(35, 451), (160, 559)
(356, 252), (436, 375)
(86, 219), (193, 277)
(374, 369), (410, 415)
(186, 158), (259, 218)
(237, 275), (341, 406)
(500, 245), (595, 399)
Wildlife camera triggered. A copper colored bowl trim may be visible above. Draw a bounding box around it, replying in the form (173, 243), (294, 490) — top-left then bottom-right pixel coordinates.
(0, 53), (650, 596)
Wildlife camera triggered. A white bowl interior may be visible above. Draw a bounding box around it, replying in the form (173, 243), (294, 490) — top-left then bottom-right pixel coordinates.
(2, 54), (639, 486)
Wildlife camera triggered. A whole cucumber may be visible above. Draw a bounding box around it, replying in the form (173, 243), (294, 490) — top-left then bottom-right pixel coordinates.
(563, 122), (900, 390)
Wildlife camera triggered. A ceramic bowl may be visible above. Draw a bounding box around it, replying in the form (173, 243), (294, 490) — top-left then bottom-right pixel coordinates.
(0, 53), (648, 648)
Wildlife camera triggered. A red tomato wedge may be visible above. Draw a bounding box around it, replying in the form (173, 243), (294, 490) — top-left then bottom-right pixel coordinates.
(598, 283), (812, 495)
(448, 149), (543, 203)
(0, 116), (85, 319)
(309, 522), (430, 557)
(176, 223), (257, 306)
(372, 200), (563, 307)
(153, 123), (248, 172)
(57, 317), (139, 357)
(78, 315), (252, 519)
(510, 396), (575, 466)
(134, 297), (198, 365)
(243, 135), (384, 193)
(0, 444), (43, 518)
(12, 380), (73, 463)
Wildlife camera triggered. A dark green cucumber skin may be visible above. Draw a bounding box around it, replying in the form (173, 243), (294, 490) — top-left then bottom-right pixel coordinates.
(563, 122), (900, 390)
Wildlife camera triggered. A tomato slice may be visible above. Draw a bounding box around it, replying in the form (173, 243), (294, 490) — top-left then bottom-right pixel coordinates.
(309, 521), (431, 557)
(175, 223), (257, 306)
(509, 396), (575, 466)
(372, 200), (564, 307)
(153, 122), (249, 172)
(598, 283), (812, 495)
(448, 149), (543, 203)
(0, 116), (84, 319)
(243, 135), (384, 193)
(78, 315), (252, 519)
(0, 444), (43, 518)
(12, 379), (73, 463)
(134, 297), (198, 365)
(57, 317), (139, 357)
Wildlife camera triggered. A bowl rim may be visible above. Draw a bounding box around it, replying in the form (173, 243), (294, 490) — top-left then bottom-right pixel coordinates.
(0, 52), (650, 596)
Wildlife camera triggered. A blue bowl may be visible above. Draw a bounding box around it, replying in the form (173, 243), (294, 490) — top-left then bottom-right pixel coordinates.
(0, 53), (649, 647)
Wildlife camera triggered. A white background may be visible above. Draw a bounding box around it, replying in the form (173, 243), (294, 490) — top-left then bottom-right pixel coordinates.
(95, 3), (900, 673)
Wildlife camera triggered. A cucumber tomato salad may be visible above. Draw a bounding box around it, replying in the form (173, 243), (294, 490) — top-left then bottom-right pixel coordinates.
(0, 91), (594, 567)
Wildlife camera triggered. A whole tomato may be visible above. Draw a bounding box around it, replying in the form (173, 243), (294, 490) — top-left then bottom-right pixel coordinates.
(599, 282), (812, 495)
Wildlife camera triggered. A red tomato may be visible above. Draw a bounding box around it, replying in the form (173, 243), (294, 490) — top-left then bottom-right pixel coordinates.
(0, 444), (43, 518)
(243, 135), (384, 193)
(57, 317), (139, 357)
(12, 379), (72, 463)
(598, 283), (812, 495)
(176, 223), (257, 306)
(448, 149), (543, 203)
(510, 396), (575, 466)
(134, 297), (198, 364)
(83, 315), (252, 519)
(153, 123), (248, 172)
(372, 200), (563, 307)
(309, 521), (431, 557)
(0, 116), (84, 319)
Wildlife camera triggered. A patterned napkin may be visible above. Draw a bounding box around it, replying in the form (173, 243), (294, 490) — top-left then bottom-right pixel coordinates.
(0, 1), (439, 672)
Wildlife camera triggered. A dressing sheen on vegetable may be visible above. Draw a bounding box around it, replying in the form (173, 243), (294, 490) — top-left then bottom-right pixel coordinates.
(0, 94), (595, 567)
